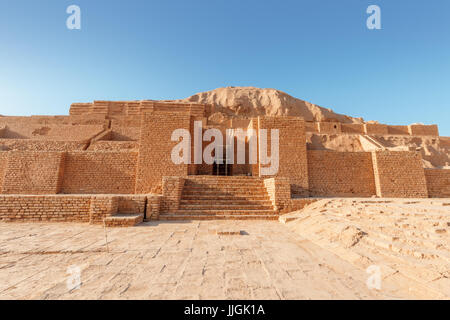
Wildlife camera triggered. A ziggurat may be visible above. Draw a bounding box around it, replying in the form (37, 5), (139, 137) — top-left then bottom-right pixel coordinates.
(0, 98), (448, 227)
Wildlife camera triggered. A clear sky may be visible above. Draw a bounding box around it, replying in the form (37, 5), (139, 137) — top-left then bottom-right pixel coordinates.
(0, 0), (449, 135)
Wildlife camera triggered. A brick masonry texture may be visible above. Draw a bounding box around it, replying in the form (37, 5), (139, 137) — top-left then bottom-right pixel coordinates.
(0, 195), (92, 222)
(424, 169), (450, 198)
(372, 151), (428, 198)
(408, 124), (439, 136)
(0, 194), (157, 224)
(135, 112), (190, 193)
(61, 151), (137, 194)
(307, 151), (376, 197)
(258, 117), (309, 196)
(0, 101), (446, 225)
(364, 124), (389, 135)
(2, 151), (65, 194)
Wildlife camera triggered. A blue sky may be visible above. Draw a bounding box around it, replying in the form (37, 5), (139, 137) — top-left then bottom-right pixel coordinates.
(0, 0), (449, 135)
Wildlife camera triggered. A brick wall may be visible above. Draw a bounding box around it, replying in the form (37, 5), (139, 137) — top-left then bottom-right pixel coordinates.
(364, 123), (388, 135)
(263, 177), (291, 211)
(387, 125), (410, 135)
(0, 140), (87, 152)
(258, 117), (309, 196)
(117, 195), (147, 214)
(0, 194), (161, 223)
(307, 150), (376, 197)
(89, 196), (119, 224)
(147, 194), (162, 220)
(161, 176), (185, 213)
(372, 151), (428, 198)
(135, 112), (190, 193)
(341, 124), (365, 134)
(88, 141), (138, 151)
(424, 169), (450, 198)
(304, 122), (319, 133)
(0, 123), (105, 141)
(61, 151), (137, 194)
(317, 122), (341, 134)
(0, 152), (8, 193)
(2, 151), (65, 194)
(408, 124), (439, 136)
(0, 195), (91, 222)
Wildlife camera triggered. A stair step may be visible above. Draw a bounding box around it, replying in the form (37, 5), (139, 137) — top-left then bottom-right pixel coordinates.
(179, 200), (273, 205)
(182, 190), (268, 195)
(178, 204), (273, 210)
(181, 195), (270, 200)
(159, 214), (279, 221)
(104, 213), (143, 227)
(174, 209), (276, 215)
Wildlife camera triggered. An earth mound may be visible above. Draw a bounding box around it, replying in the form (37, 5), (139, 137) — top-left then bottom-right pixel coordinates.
(171, 86), (362, 123)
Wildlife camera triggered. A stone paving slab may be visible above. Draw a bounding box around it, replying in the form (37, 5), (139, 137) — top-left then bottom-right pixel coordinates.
(0, 220), (422, 300)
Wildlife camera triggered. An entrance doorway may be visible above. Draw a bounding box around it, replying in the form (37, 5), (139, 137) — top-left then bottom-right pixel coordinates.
(212, 160), (233, 176)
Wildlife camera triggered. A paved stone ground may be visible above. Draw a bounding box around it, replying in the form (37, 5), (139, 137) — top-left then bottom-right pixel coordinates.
(0, 220), (416, 300)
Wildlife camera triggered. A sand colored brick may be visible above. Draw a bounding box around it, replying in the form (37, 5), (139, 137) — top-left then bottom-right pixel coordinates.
(135, 112), (190, 194)
(61, 151), (137, 194)
(2, 151), (65, 194)
(408, 124), (439, 136)
(258, 117), (309, 196)
(424, 169), (450, 198)
(308, 151), (376, 197)
(0, 92), (447, 225)
(372, 151), (428, 198)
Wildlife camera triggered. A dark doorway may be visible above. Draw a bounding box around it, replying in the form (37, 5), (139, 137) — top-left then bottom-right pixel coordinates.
(213, 160), (232, 176)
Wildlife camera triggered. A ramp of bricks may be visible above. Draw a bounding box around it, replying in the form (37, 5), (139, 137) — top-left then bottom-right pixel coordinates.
(160, 176), (278, 220)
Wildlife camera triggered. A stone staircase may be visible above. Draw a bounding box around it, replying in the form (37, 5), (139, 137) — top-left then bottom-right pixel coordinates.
(160, 176), (278, 220)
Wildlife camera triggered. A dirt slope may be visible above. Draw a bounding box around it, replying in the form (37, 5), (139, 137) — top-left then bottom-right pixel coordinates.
(172, 86), (362, 123)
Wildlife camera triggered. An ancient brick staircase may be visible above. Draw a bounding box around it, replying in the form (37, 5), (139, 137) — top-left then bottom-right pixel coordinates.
(160, 176), (278, 220)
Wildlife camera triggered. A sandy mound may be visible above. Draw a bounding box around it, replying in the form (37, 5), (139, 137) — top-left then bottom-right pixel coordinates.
(282, 198), (450, 299)
(171, 86), (362, 123)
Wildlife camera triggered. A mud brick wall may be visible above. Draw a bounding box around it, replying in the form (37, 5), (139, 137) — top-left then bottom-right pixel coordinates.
(146, 194), (162, 220)
(372, 151), (428, 198)
(316, 122), (341, 134)
(304, 122), (319, 133)
(135, 112), (190, 193)
(424, 169), (450, 198)
(0, 195), (91, 222)
(0, 123), (105, 141)
(161, 176), (185, 213)
(364, 123), (388, 135)
(88, 141), (138, 152)
(387, 125), (410, 135)
(2, 151), (65, 194)
(117, 195), (147, 214)
(89, 196), (119, 224)
(0, 140), (87, 152)
(263, 177), (290, 211)
(61, 151), (138, 194)
(307, 151), (376, 197)
(0, 152), (8, 193)
(258, 117), (309, 196)
(408, 124), (439, 136)
(341, 124), (365, 134)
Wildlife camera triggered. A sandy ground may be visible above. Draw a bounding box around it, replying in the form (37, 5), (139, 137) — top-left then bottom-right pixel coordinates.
(1, 200), (448, 300)
(282, 198), (450, 299)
